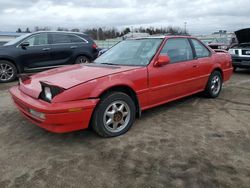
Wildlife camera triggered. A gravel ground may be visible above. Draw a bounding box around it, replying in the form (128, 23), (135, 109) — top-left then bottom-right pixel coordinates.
(0, 70), (250, 188)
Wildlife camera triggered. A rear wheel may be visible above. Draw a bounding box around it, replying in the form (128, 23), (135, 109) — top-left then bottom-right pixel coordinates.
(0, 60), (17, 83)
(204, 71), (222, 98)
(75, 56), (91, 64)
(92, 92), (136, 137)
(233, 66), (237, 72)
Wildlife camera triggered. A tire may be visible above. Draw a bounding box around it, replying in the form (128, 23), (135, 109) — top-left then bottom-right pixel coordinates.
(204, 71), (223, 98)
(92, 92), (136, 137)
(233, 66), (237, 72)
(0, 60), (17, 83)
(75, 56), (91, 64)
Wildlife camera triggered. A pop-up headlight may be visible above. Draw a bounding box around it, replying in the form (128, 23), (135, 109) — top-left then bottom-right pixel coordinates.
(39, 82), (65, 102)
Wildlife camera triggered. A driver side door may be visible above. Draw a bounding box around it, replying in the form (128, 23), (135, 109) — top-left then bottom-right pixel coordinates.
(148, 38), (199, 106)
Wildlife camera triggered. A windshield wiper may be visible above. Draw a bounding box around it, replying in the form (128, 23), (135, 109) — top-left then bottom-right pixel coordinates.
(100, 62), (117, 65)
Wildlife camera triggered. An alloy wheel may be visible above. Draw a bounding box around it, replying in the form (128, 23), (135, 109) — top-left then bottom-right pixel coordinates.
(103, 100), (131, 133)
(211, 75), (221, 95)
(0, 63), (14, 82)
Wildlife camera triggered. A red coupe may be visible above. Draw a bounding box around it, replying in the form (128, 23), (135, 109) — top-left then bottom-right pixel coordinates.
(10, 36), (233, 137)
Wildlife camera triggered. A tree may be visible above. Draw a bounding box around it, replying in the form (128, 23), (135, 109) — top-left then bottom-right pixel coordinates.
(71, 28), (80, 32)
(25, 27), (31, 33)
(97, 28), (104, 40)
(121, 27), (131, 36)
(34, 26), (51, 31)
(16, 28), (22, 33)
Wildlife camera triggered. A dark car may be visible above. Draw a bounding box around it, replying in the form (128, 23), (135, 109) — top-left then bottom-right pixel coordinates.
(0, 31), (98, 83)
(207, 38), (230, 50)
(228, 28), (250, 71)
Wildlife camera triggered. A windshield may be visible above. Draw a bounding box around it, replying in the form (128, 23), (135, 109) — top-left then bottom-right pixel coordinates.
(95, 38), (163, 66)
(3, 33), (31, 46)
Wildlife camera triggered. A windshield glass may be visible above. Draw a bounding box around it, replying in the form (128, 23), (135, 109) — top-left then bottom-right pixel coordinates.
(3, 33), (31, 46)
(95, 38), (163, 66)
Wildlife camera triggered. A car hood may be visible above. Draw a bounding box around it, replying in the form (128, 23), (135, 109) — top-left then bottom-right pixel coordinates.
(235, 28), (250, 44)
(19, 64), (140, 98)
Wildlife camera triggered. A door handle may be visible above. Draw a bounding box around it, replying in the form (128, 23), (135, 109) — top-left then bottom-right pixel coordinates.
(42, 47), (50, 51)
(193, 64), (198, 68)
(70, 46), (77, 49)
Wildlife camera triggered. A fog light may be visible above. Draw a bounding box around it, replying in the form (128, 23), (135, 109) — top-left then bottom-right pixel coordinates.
(29, 109), (45, 119)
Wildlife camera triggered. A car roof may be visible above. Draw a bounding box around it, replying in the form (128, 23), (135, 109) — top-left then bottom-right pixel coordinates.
(32, 31), (87, 36)
(128, 35), (194, 40)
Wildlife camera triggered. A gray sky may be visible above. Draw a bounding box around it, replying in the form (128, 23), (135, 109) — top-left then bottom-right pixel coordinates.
(0, 0), (249, 34)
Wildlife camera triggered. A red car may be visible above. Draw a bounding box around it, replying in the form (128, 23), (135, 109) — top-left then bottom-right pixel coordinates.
(10, 36), (233, 137)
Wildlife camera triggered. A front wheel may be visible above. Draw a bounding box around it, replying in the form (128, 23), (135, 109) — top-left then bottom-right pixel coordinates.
(204, 71), (222, 98)
(92, 92), (136, 137)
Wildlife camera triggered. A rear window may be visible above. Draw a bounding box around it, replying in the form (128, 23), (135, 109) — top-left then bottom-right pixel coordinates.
(69, 35), (86, 43)
(52, 34), (71, 44)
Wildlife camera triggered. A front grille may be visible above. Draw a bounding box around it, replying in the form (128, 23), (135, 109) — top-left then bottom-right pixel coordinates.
(235, 50), (239, 55)
(242, 50), (250, 55)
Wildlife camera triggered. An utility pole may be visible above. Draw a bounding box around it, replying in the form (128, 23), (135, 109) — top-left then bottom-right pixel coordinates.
(131, 26), (134, 38)
(97, 28), (99, 41)
(184, 22), (187, 34)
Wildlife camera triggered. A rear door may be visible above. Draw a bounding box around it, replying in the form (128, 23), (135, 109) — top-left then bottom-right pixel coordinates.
(49, 33), (76, 65)
(148, 38), (199, 106)
(18, 33), (52, 69)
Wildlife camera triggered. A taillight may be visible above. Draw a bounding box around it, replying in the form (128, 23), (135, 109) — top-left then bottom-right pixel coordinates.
(92, 43), (98, 49)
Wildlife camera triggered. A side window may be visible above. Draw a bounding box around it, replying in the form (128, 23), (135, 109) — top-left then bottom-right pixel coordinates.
(24, 34), (48, 46)
(52, 34), (71, 44)
(69, 35), (85, 43)
(191, 39), (210, 58)
(160, 38), (193, 63)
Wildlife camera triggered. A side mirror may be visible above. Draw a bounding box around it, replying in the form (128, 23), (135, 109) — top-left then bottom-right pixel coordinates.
(20, 41), (30, 48)
(154, 55), (170, 67)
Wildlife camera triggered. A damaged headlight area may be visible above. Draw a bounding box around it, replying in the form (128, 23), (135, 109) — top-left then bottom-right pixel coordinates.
(39, 82), (65, 103)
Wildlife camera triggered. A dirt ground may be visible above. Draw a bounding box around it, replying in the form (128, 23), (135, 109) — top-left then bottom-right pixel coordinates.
(0, 70), (250, 188)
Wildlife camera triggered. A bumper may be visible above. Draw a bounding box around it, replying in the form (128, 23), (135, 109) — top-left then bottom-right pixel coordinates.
(9, 86), (99, 133)
(222, 67), (233, 82)
(232, 56), (250, 68)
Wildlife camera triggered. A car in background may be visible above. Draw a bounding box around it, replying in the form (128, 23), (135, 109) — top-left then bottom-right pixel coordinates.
(0, 31), (98, 83)
(98, 48), (108, 56)
(201, 37), (230, 50)
(10, 36), (233, 137)
(228, 28), (250, 71)
(0, 41), (6, 46)
(207, 38), (230, 50)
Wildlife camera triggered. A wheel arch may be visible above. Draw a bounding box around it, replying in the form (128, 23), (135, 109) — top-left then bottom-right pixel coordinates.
(211, 67), (224, 80)
(98, 85), (141, 118)
(0, 57), (20, 73)
(75, 53), (93, 62)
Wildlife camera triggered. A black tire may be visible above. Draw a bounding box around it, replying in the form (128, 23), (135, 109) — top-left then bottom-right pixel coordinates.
(233, 66), (237, 72)
(75, 56), (91, 64)
(0, 60), (17, 83)
(92, 92), (136, 137)
(204, 71), (223, 98)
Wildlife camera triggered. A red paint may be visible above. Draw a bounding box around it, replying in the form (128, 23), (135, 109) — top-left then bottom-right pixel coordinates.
(9, 36), (233, 133)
